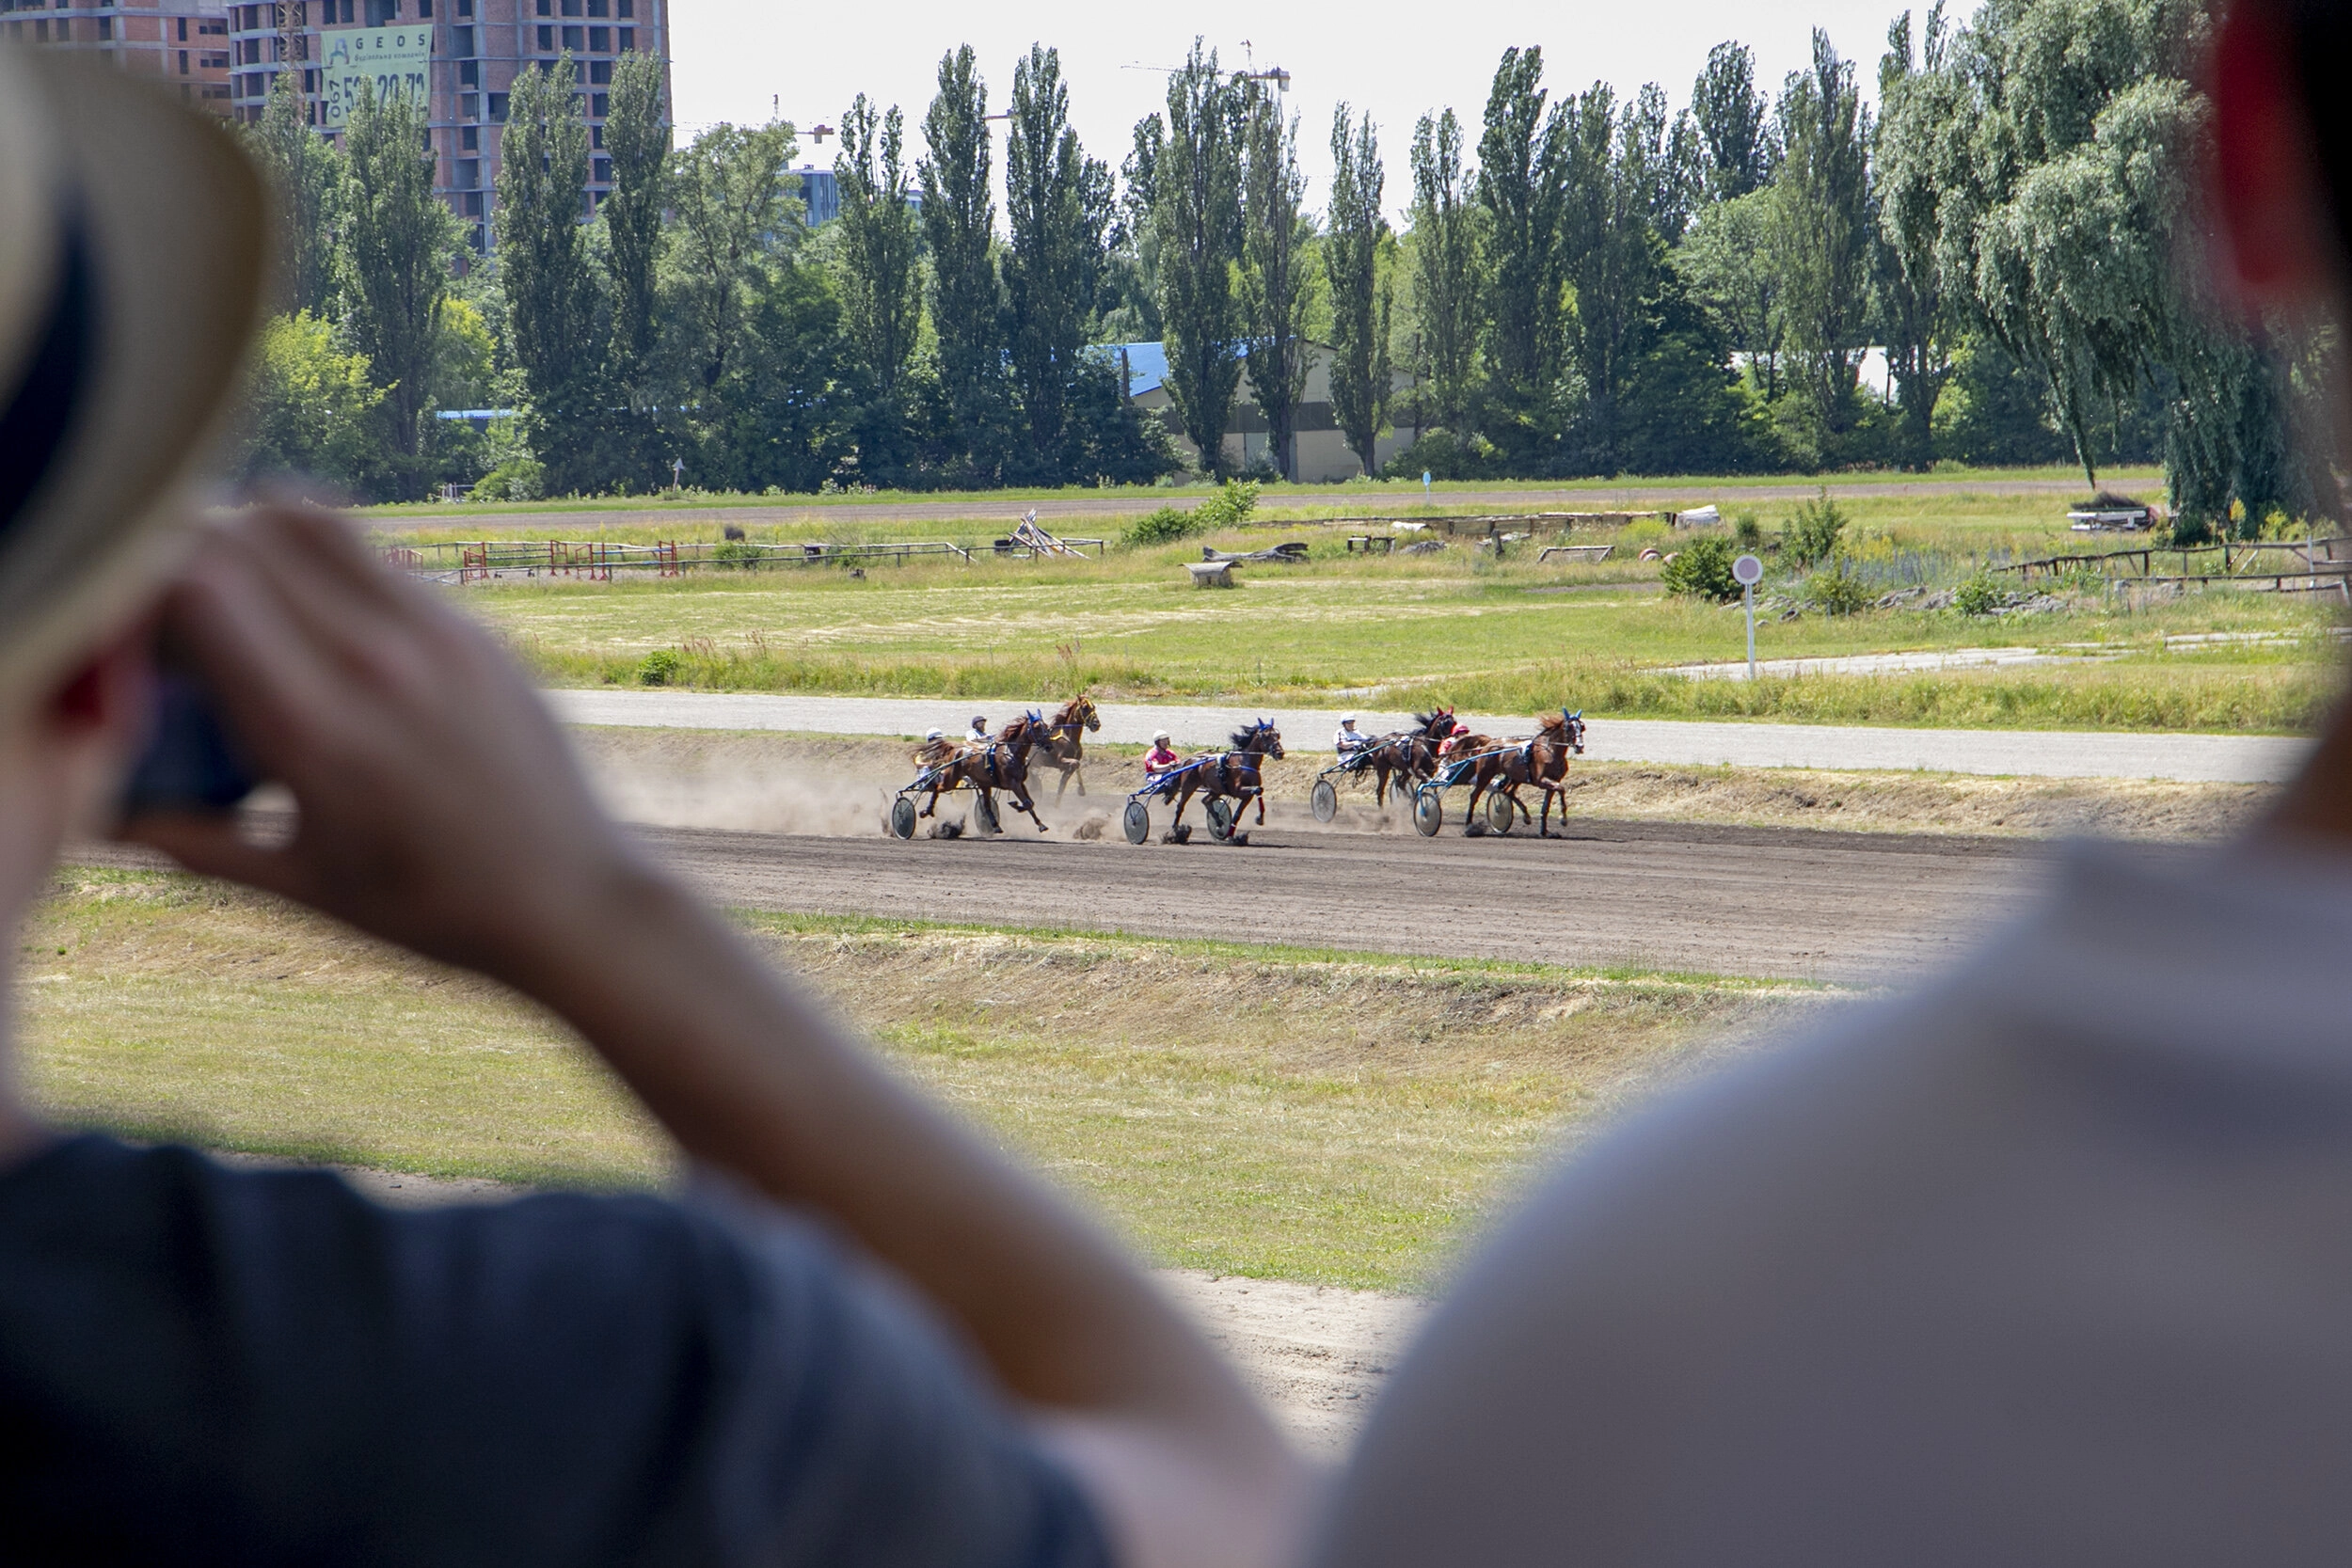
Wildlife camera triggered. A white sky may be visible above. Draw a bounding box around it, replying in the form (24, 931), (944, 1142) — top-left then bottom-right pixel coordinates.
(669, 0), (1942, 218)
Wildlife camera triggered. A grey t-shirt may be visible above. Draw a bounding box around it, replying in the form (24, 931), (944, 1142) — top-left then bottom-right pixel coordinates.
(1315, 842), (2352, 1565)
(0, 1136), (1111, 1568)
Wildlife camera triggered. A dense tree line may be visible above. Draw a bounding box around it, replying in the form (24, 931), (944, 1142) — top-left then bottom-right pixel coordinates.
(237, 4), (2317, 530)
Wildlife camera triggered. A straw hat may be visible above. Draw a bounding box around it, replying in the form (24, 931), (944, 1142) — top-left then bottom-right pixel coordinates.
(0, 45), (269, 714)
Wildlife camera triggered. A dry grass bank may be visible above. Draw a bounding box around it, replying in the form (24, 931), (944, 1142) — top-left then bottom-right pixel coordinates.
(18, 868), (1833, 1291)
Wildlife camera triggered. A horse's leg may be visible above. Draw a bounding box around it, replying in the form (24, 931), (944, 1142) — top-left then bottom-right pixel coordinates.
(1015, 784), (1050, 832)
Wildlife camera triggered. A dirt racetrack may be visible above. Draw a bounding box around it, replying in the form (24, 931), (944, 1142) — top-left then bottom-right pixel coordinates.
(639, 814), (2096, 982)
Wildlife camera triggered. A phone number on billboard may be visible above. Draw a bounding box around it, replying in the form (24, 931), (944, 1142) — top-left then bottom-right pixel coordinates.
(324, 71), (427, 123)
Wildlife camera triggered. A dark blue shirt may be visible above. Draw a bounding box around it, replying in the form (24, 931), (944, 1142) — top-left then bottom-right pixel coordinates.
(0, 1135), (1112, 1567)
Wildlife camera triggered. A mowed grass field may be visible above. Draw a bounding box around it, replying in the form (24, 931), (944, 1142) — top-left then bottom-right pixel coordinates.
(19, 867), (1834, 1291)
(403, 481), (2348, 733)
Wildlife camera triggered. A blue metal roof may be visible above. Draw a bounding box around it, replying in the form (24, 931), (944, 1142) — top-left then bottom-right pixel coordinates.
(1092, 341), (1168, 398)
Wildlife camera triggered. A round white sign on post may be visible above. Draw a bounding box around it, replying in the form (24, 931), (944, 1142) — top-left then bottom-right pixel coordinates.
(1732, 553), (1764, 586)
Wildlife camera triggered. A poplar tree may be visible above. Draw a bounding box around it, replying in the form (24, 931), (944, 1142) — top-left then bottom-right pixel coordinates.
(1690, 41), (1772, 200)
(837, 94), (922, 400)
(1325, 104), (1391, 479)
(340, 81), (454, 484)
(1771, 31), (1874, 448)
(602, 48), (669, 387)
(1240, 81), (1311, 481)
(919, 49), (1007, 474)
(1004, 43), (1110, 479)
(1406, 107), (1480, 439)
(248, 68), (342, 315)
(1476, 46), (1570, 462)
(496, 57), (596, 486)
(1152, 40), (1245, 478)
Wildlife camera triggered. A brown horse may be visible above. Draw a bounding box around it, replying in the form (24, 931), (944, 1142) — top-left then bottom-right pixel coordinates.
(1362, 707), (1463, 806)
(1168, 720), (1285, 840)
(1037, 694), (1103, 802)
(1454, 710), (1587, 836)
(921, 712), (1055, 833)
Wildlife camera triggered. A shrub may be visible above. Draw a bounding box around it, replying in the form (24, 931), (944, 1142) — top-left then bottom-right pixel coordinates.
(1122, 479), (1259, 546)
(1124, 505), (1198, 546)
(1661, 535), (1741, 602)
(713, 540), (762, 568)
(1781, 488), (1849, 567)
(473, 455), (546, 502)
(1803, 556), (1873, 615)
(1195, 477), (1261, 529)
(636, 647), (684, 687)
(1734, 513), (1763, 550)
(1953, 570), (2004, 616)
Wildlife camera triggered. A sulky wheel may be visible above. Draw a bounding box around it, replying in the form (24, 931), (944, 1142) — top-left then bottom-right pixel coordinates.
(1485, 791), (1517, 836)
(1122, 800), (1152, 845)
(1310, 779), (1338, 822)
(1412, 786), (1443, 837)
(888, 796), (917, 839)
(1205, 797), (1237, 843)
(972, 792), (1002, 837)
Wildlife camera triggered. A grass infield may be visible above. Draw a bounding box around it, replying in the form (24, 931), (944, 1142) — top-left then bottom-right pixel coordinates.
(18, 867), (1840, 1291)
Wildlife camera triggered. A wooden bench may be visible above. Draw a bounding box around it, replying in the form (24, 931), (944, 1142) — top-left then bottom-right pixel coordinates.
(1344, 534), (1394, 554)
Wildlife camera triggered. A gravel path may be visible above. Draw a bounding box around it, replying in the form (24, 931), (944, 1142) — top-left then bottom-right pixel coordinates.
(548, 689), (2310, 784)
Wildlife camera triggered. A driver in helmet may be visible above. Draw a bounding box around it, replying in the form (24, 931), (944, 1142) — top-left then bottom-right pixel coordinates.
(1143, 730), (1180, 776)
(1334, 714), (1372, 755)
(965, 715), (991, 744)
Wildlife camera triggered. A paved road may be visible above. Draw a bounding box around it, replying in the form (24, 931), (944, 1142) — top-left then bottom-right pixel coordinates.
(389, 476), (2111, 534)
(548, 689), (2310, 784)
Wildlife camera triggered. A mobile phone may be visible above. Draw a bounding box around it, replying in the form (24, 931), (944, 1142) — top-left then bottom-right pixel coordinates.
(119, 673), (257, 816)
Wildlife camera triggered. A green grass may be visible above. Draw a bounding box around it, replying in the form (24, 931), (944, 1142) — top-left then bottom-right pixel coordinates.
(19, 870), (1832, 1291)
(358, 464), (2163, 525)
(455, 527), (2341, 734)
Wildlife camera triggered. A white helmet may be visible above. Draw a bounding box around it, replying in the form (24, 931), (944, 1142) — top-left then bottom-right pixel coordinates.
(924, 727), (943, 740)
(1342, 713), (1359, 724)
(1152, 729), (1171, 742)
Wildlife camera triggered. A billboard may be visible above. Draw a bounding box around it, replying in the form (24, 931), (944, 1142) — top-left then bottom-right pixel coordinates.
(319, 23), (432, 129)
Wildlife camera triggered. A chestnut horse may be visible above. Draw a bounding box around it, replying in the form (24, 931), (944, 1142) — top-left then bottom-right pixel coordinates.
(1453, 710), (1587, 836)
(1168, 720), (1285, 838)
(1359, 707), (1463, 806)
(920, 711), (1055, 832)
(1038, 694), (1103, 802)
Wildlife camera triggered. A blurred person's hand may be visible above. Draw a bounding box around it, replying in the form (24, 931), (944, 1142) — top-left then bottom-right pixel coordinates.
(120, 500), (1311, 1568)
(124, 501), (654, 990)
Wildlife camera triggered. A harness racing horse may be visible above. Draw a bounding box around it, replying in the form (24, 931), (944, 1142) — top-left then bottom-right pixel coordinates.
(1365, 707), (1463, 806)
(1037, 694), (1103, 803)
(1453, 710), (1588, 836)
(921, 712), (1056, 834)
(1168, 720), (1285, 842)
